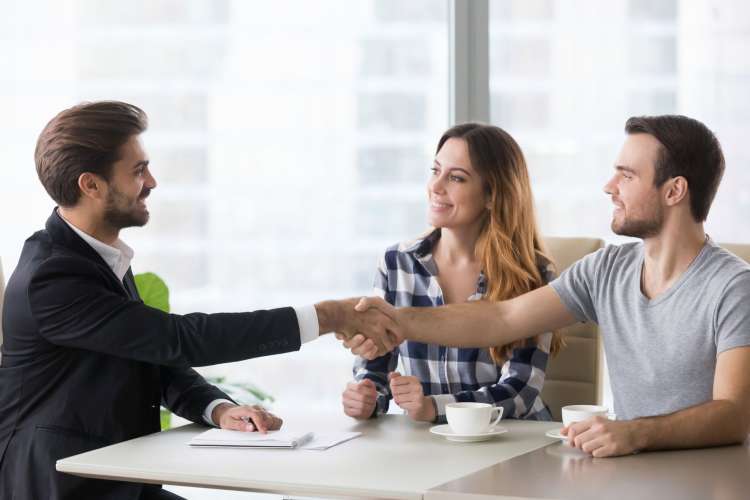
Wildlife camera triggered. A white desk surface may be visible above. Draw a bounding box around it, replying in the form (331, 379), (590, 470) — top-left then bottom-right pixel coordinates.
(57, 413), (561, 499)
(425, 438), (750, 500)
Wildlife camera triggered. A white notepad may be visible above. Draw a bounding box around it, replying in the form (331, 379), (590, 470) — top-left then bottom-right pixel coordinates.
(188, 428), (362, 450)
(189, 428), (314, 448)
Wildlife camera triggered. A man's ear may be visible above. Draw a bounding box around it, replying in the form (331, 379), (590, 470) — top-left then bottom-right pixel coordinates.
(77, 172), (107, 202)
(664, 176), (689, 208)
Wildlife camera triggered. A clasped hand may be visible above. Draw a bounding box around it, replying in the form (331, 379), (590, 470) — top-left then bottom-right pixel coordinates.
(334, 297), (403, 360)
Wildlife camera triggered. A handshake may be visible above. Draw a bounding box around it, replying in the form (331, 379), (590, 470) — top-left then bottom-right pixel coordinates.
(315, 297), (402, 359)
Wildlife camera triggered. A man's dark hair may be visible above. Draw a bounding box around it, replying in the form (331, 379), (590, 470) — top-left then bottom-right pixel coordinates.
(35, 101), (148, 207)
(625, 114), (725, 222)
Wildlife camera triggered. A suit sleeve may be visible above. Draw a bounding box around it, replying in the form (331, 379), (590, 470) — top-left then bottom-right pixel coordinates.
(160, 365), (234, 424)
(28, 255), (301, 367)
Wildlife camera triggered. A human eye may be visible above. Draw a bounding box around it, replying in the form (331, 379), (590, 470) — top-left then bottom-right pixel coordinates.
(449, 174), (465, 183)
(430, 166), (439, 176)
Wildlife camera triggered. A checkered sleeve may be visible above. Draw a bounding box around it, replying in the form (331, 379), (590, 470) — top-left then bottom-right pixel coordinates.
(434, 333), (552, 422)
(351, 253), (399, 417)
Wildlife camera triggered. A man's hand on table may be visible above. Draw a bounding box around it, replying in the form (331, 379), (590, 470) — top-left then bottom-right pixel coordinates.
(212, 403), (283, 433)
(317, 297), (403, 359)
(561, 417), (641, 457)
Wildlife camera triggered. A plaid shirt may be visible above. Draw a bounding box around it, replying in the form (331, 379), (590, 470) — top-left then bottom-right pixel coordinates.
(353, 229), (554, 423)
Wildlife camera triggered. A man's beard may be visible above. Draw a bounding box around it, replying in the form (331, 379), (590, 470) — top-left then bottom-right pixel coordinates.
(611, 205), (663, 239)
(103, 186), (150, 229)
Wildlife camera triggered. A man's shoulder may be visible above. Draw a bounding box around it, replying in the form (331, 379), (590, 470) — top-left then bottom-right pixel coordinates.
(702, 242), (750, 289)
(576, 240), (642, 274)
(601, 240), (642, 258)
(706, 242), (750, 272)
(16, 229), (102, 284)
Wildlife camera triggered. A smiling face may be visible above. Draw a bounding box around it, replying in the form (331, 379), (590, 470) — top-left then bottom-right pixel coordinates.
(427, 137), (488, 231)
(604, 133), (665, 238)
(102, 135), (157, 229)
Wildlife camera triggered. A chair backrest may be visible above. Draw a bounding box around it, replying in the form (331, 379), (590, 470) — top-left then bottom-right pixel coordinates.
(720, 243), (750, 264)
(540, 237), (605, 421)
(0, 257), (4, 362)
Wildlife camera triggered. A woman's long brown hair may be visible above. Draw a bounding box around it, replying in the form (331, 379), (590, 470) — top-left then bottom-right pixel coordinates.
(436, 123), (564, 363)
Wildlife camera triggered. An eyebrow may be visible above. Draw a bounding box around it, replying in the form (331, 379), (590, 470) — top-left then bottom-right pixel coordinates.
(133, 160), (149, 169)
(434, 159), (472, 176)
(615, 165), (637, 175)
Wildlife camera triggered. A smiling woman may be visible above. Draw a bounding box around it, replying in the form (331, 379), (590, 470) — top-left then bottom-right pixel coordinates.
(343, 123), (564, 424)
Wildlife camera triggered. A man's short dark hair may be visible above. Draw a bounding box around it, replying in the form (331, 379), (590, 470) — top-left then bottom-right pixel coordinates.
(35, 101), (148, 207)
(625, 115), (725, 222)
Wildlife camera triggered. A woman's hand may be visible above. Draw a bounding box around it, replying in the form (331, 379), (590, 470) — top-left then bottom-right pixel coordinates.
(389, 372), (436, 422)
(342, 379), (378, 419)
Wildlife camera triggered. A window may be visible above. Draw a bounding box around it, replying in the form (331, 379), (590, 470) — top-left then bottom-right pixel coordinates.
(1, 0), (449, 413)
(489, 0), (750, 244)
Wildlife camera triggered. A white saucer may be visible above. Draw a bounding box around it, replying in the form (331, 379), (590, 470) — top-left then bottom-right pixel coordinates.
(545, 428), (567, 440)
(429, 424), (508, 442)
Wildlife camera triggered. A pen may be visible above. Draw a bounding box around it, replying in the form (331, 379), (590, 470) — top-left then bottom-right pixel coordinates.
(240, 416), (257, 430)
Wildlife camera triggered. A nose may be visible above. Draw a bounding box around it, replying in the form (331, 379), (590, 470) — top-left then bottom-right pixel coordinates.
(429, 173), (447, 194)
(145, 167), (157, 190)
(603, 174), (617, 196)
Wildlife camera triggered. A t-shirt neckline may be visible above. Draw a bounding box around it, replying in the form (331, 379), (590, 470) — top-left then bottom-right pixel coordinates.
(637, 237), (712, 307)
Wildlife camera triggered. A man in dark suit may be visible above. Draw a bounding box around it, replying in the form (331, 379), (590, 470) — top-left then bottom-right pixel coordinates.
(0, 101), (399, 500)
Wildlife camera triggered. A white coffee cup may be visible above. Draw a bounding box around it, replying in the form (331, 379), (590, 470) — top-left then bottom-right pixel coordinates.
(445, 402), (504, 435)
(561, 405), (611, 427)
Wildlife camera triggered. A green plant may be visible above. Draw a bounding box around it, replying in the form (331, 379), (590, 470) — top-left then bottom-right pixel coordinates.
(134, 272), (169, 313)
(204, 376), (275, 405)
(133, 272), (273, 430)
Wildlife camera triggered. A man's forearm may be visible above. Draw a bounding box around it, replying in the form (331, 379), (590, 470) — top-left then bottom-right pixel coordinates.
(394, 285), (575, 348)
(637, 399), (748, 451)
(396, 301), (525, 347)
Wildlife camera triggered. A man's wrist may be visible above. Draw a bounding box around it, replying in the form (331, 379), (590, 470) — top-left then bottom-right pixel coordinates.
(629, 418), (652, 451)
(314, 301), (341, 335)
(211, 402), (236, 425)
(315, 299), (357, 336)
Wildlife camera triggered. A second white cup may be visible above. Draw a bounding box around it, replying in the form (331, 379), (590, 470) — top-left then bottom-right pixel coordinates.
(561, 404), (611, 427)
(446, 402), (504, 435)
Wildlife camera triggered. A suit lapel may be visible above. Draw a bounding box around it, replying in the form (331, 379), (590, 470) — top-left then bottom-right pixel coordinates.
(45, 209), (132, 298)
(122, 269), (141, 301)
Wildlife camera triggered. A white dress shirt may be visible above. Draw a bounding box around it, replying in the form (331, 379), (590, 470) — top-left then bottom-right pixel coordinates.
(59, 212), (319, 426)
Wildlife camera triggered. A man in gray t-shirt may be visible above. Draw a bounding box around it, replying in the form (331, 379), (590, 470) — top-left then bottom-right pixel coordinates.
(350, 114), (750, 457)
(551, 238), (750, 422)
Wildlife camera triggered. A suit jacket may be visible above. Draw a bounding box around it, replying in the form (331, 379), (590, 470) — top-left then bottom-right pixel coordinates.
(0, 210), (301, 499)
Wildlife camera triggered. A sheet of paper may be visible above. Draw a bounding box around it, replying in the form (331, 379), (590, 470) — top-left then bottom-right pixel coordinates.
(299, 432), (362, 450)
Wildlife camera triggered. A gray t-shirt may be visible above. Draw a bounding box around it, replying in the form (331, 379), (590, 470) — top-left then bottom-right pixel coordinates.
(550, 238), (750, 420)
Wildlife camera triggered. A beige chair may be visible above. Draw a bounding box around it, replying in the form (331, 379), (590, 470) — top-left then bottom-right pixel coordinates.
(0, 257), (4, 362)
(540, 237), (605, 421)
(720, 243), (750, 264)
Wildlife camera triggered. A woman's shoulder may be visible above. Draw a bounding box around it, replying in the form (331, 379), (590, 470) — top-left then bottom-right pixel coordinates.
(380, 230), (437, 269)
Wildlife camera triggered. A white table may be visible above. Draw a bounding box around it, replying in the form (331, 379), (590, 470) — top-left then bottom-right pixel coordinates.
(56, 413), (561, 499)
(426, 438), (750, 500)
